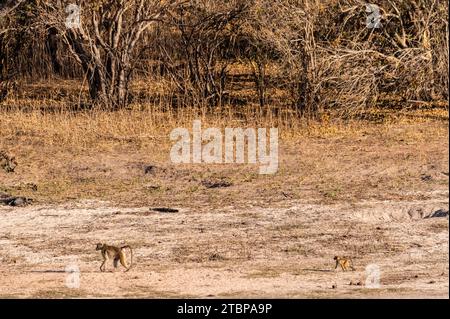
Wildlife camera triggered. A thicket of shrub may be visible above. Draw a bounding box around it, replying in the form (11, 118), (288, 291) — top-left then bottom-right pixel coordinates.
(1, 0), (448, 116)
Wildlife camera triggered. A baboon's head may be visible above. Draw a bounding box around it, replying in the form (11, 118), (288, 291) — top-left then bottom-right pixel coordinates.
(1, 154), (17, 173)
(95, 243), (104, 250)
(8, 156), (17, 172)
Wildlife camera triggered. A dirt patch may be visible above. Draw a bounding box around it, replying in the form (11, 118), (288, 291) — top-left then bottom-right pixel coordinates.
(0, 198), (447, 298)
(0, 114), (448, 298)
(351, 200), (449, 222)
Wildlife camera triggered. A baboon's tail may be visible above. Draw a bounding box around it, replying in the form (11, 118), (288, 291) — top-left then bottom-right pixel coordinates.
(121, 245), (133, 272)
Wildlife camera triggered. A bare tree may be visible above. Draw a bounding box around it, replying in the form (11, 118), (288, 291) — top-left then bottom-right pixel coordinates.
(157, 1), (250, 107)
(1, 0), (27, 101)
(248, 0), (448, 116)
(37, 0), (184, 109)
(2, 0), (447, 114)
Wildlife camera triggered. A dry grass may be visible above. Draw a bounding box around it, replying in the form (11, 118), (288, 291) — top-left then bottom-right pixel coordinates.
(1, 0), (448, 299)
(0, 90), (448, 208)
(0, 87), (448, 300)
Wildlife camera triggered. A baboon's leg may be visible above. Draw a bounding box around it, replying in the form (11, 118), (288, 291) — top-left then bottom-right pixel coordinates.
(100, 254), (109, 272)
(113, 256), (120, 269)
(100, 260), (106, 272)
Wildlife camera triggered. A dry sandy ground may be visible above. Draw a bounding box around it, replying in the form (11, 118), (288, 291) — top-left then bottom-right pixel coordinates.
(0, 114), (448, 298)
(0, 195), (448, 298)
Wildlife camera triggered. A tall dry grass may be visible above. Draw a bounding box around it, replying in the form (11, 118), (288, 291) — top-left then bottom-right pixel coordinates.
(1, 86), (448, 153)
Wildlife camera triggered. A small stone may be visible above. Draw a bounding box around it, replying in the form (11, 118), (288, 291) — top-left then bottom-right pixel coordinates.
(427, 209), (449, 218)
(10, 197), (27, 207)
(151, 207), (179, 213)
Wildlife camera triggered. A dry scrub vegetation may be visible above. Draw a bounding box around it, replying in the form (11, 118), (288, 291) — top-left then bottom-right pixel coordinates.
(1, 0), (446, 205)
(0, 105), (448, 209)
(0, 0), (448, 298)
(1, 0), (448, 113)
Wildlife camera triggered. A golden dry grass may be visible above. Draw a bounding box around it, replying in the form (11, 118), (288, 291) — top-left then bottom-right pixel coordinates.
(0, 93), (448, 208)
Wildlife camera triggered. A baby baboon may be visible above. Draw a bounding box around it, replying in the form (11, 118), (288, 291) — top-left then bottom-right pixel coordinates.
(334, 256), (355, 271)
(96, 243), (133, 272)
(0, 151), (17, 173)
